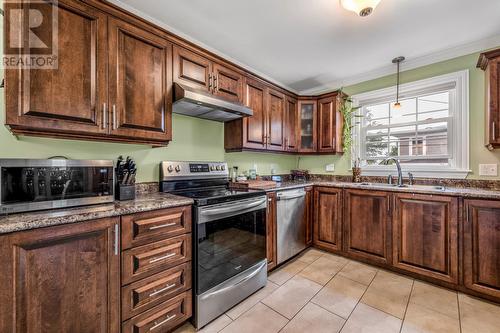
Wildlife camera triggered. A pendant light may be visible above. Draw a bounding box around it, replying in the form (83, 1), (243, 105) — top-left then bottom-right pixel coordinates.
(392, 56), (405, 109)
(340, 0), (382, 17)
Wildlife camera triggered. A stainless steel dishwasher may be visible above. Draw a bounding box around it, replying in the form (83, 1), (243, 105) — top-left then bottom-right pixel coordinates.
(276, 187), (307, 264)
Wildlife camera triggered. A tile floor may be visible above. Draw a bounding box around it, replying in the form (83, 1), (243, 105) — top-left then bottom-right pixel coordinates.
(174, 248), (500, 333)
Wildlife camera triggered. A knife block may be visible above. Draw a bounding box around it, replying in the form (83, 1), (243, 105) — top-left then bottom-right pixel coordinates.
(116, 184), (136, 201)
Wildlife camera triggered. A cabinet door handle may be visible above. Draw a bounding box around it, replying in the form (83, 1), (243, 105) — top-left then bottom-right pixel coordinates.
(112, 105), (117, 130)
(148, 283), (176, 297)
(149, 222), (176, 230)
(113, 223), (119, 255)
(493, 121), (496, 141)
(150, 314), (177, 331)
(102, 103), (107, 129)
(208, 74), (212, 89)
(149, 252), (175, 264)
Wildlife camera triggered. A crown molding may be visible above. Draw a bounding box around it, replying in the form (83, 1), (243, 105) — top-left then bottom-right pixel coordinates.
(300, 33), (500, 95)
(107, 0), (300, 94)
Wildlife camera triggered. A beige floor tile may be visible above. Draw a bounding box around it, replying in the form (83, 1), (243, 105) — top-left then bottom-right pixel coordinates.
(320, 252), (349, 265)
(220, 303), (288, 333)
(298, 255), (347, 285)
(174, 314), (232, 333)
(311, 275), (367, 319)
(340, 303), (402, 333)
(409, 281), (458, 319)
(361, 270), (413, 319)
(281, 302), (345, 333)
(338, 261), (378, 286)
(459, 293), (500, 333)
(268, 259), (309, 285)
(226, 281), (279, 319)
(297, 248), (324, 263)
(262, 275), (322, 319)
(401, 303), (460, 333)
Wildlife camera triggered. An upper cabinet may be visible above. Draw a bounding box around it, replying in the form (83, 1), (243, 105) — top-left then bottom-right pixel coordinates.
(478, 48), (500, 150)
(108, 18), (172, 143)
(5, 0), (109, 138)
(298, 99), (318, 153)
(285, 96), (299, 152)
(5, 0), (172, 146)
(318, 94), (343, 153)
(266, 88), (286, 151)
(173, 46), (244, 103)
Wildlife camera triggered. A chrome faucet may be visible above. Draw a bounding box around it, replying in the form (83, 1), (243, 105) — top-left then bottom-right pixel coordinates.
(382, 158), (404, 187)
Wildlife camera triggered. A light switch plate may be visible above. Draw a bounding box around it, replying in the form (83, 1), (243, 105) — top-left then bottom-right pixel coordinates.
(325, 164), (335, 172)
(479, 164), (498, 176)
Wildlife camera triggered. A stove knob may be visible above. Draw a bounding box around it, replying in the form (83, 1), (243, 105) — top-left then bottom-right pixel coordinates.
(175, 165), (181, 172)
(216, 165), (221, 171)
(167, 165), (174, 173)
(210, 166), (216, 171)
(221, 165), (226, 171)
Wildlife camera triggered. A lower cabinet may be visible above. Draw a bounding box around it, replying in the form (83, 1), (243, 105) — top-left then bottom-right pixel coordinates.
(266, 191), (278, 271)
(313, 186), (343, 252)
(463, 199), (500, 299)
(304, 186), (314, 246)
(392, 193), (459, 284)
(0, 217), (121, 333)
(344, 189), (392, 265)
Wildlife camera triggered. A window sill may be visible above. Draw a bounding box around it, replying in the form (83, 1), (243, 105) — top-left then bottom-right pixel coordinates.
(359, 166), (471, 179)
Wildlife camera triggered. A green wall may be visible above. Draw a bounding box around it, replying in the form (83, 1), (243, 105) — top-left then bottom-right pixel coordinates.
(1, 51), (499, 182)
(298, 51), (500, 179)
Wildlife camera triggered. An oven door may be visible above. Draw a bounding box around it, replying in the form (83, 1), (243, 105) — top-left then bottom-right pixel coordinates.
(195, 195), (267, 295)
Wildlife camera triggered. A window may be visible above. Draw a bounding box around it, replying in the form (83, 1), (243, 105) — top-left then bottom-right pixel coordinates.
(352, 70), (469, 179)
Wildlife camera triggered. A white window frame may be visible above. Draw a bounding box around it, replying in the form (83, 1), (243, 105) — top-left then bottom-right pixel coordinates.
(351, 70), (470, 179)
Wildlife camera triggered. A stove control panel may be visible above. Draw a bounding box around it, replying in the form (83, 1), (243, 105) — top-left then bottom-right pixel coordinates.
(160, 161), (228, 179)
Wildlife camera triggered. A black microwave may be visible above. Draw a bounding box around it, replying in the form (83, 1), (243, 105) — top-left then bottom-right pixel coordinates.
(0, 159), (114, 214)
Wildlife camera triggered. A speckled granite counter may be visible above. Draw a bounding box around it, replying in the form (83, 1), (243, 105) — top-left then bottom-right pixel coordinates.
(0, 192), (193, 235)
(264, 180), (500, 199)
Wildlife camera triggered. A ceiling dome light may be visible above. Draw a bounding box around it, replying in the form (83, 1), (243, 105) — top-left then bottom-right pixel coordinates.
(340, 0), (381, 17)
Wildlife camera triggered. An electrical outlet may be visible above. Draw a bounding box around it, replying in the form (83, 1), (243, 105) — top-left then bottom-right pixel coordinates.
(479, 164), (498, 176)
(325, 164), (335, 172)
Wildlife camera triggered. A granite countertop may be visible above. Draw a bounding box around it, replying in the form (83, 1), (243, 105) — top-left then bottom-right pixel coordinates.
(265, 180), (500, 199)
(0, 192), (193, 235)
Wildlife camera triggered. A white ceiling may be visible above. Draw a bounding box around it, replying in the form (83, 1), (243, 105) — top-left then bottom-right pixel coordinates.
(112, 0), (500, 94)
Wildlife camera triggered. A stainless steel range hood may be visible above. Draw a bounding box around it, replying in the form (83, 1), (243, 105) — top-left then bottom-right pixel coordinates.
(173, 83), (253, 122)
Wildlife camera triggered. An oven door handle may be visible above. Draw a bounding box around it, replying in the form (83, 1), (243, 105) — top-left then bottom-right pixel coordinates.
(197, 197), (267, 224)
(202, 198), (266, 216)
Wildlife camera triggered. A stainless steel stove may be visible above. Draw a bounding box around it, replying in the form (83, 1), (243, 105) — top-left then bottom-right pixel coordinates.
(160, 161), (268, 329)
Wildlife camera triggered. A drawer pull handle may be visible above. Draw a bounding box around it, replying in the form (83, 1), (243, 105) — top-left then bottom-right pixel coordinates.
(149, 222), (176, 230)
(149, 252), (175, 264)
(150, 314), (176, 331)
(149, 283), (176, 297)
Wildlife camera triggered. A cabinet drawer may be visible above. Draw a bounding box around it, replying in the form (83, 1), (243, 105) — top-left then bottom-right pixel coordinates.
(122, 290), (192, 333)
(121, 206), (192, 250)
(122, 234), (192, 285)
(122, 262), (192, 320)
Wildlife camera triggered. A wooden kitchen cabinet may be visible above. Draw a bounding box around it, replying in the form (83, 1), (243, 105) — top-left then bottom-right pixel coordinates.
(463, 199), (500, 299)
(5, 0), (173, 146)
(392, 193), (459, 284)
(304, 186), (314, 246)
(108, 17), (172, 143)
(173, 45), (244, 103)
(0, 217), (120, 333)
(478, 48), (500, 149)
(317, 94), (343, 153)
(298, 99), (318, 153)
(285, 96), (299, 152)
(344, 189), (392, 265)
(266, 191), (278, 271)
(313, 187), (343, 252)
(266, 88), (286, 151)
(5, 0), (109, 139)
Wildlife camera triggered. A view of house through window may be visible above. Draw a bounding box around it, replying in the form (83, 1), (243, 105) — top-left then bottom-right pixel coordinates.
(362, 91), (450, 165)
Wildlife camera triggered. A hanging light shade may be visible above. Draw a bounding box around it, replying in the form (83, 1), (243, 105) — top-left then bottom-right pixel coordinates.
(340, 0), (382, 17)
(392, 56), (405, 109)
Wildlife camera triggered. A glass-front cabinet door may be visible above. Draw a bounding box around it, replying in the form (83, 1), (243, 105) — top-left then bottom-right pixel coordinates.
(298, 100), (318, 152)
